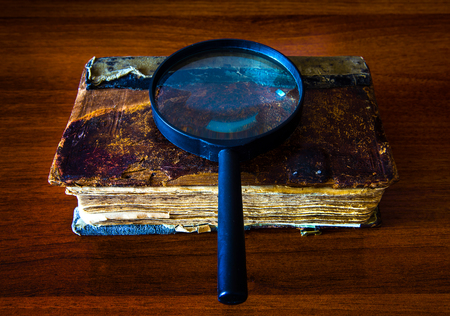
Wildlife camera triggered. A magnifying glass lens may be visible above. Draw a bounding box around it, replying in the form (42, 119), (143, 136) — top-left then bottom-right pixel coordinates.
(155, 50), (300, 140)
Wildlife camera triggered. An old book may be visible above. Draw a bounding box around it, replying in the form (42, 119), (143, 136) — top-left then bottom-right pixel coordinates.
(49, 55), (398, 235)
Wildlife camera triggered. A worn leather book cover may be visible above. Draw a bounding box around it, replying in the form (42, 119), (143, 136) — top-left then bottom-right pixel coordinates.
(48, 56), (398, 235)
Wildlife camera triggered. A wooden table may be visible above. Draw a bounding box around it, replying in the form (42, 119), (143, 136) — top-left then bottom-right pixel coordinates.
(1, 1), (449, 314)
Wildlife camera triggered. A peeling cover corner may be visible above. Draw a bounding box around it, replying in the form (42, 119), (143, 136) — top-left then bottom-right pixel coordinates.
(85, 56), (96, 84)
(85, 56), (165, 90)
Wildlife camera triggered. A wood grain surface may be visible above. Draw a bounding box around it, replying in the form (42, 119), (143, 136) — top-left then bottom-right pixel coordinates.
(1, 0), (449, 314)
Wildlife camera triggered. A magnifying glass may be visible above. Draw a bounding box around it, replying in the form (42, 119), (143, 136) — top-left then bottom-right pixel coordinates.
(149, 39), (304, 304)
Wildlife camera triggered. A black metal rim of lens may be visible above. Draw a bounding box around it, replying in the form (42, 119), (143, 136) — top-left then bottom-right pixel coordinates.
(149, 39), (304, 162)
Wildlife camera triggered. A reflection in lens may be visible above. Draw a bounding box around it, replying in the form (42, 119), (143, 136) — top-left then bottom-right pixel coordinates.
(154, 50), (299, 140)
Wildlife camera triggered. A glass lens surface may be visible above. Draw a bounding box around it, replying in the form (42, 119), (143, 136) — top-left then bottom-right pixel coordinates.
(154, 50), (299, 140)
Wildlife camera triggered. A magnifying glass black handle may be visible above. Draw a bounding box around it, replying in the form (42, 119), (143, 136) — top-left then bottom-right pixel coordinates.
(217, 149), (248, 305)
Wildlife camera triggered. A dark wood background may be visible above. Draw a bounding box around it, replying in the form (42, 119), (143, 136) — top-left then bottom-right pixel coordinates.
(1, 0), (449, 314)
